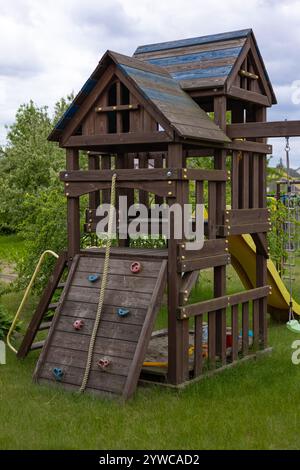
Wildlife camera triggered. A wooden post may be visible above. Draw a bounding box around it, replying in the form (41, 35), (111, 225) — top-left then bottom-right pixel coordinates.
(214, 96), (227, 365)
(66, 149), (80, 261)
(167, 143), (189, 385)
(88, 152), (100, 210)
(255, 106), (268, 348)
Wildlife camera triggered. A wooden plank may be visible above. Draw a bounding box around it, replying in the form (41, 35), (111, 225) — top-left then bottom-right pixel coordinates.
(208, 311), (216, 369)
(178, 239), (227, 259)
(231, 151), (239, 209)
(51, 330), (137, 359)
(46, 346), (132, 376)
(208, 181), (217, 238)
(61, 168), (227, 182)
(138, 153), (149, 207)
(165, 56), (237, 74)
(178, 286), (270, 319)
(62, 301), (147, 326)
(17, 252), (67, 359)
(251, 154), (259, 208)
(180, 271), (199, 299)
(39, 362), (126, 395)
(242, 302), (249, 356)
(61, 168), (180, 181)
(80, 246), (168, 259)
(226, 208), (268, 225)
(134, 37), (247, 60)
(252, 299), (260, 350)
(95, 104), (139, 112)
(178, 253), (230, 273)
(66, 149), (80, 260)
(194, 316), (203, 377)
(88, 153), (100, 211)
(218, 222), (270, 237)
(167, 143), (189, 385)
(77, 256), (162, 277)
(239, 152), (249, 209)
(123, 260), (167, 399)
(72, 271), (157, 293)
(227, 86), (270, 106)
(60, 64), (116, 145)
(64, 132), (172, 148)
(186, 141), (272, 155)
(65, 180), (176, 199)
(66, 286), (152, 308)
(185, 169), (227, 181)
(231, 305), (239, 361)
(154, 154), (164, 205)
(33, 255), (81, 381)
(227, 120), (300, 138)
(56, 316), (142, 342)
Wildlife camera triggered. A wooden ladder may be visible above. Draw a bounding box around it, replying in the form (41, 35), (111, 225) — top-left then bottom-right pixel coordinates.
(17, 252), (68, 359)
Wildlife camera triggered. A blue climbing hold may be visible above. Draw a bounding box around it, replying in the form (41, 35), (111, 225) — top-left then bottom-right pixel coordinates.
(117, 308), (130, 317)
(53, 367), (64, 381)
(88, 274), (100, 283)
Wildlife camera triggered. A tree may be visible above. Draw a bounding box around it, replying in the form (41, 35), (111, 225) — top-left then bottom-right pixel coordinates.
(0, 96), (74, 291)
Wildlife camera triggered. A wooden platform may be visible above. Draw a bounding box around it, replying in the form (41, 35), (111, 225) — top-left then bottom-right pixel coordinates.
(33, 252), (167, 400)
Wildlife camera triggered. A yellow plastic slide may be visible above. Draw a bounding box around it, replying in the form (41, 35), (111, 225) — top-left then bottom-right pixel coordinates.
(228, 234), (300, 321)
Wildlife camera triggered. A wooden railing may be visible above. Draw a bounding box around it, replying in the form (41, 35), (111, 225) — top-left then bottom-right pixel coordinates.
(177, 286), (270, 378)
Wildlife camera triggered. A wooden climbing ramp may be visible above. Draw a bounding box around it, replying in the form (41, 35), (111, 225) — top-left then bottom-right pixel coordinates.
(34, 251), (167, 400)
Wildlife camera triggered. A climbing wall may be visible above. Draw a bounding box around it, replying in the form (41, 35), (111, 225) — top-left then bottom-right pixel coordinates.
(33, 252), (167, 400)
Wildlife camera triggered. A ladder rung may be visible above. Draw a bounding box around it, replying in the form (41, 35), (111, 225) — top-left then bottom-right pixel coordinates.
(30, 341), (45, 351)
(48, 302), (59, 310)
(57, 283), (66, 289)
(38, 322), (52, 331)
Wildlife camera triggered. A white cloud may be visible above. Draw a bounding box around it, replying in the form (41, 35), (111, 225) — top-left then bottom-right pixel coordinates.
(0, 0), (300, 167)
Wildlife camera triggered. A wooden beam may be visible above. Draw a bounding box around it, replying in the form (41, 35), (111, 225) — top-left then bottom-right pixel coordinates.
(227, 121), (300, 139)
(95, 104), (139, 112)
(60, 168), (227, 182)
(63, 131), (172, 148)
(186, 140), (272, 155)
(227, 86), (270, 107)
(66, 149), (80, 260)
(178, 286), (270, 319)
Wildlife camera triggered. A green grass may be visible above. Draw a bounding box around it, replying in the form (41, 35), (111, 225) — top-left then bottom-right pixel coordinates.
(0, 234), (26, 263)
(1, 236), (300, 450)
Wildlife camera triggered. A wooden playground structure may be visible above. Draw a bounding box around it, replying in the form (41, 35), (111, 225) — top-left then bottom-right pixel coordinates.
(10, 29), (300, 399)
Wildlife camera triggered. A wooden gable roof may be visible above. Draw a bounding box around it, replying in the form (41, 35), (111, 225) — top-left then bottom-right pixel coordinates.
(134, 29), (276, 105)
(49, 50), (229, 145)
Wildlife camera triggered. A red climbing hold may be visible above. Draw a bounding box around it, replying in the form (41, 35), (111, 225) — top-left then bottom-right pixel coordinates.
(130, 261), (141, 274)
(73, 319), (84, 330)
(98, 358), (111, 369)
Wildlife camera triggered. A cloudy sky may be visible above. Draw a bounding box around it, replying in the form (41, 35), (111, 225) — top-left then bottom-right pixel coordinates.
(0, 0), (300, 167)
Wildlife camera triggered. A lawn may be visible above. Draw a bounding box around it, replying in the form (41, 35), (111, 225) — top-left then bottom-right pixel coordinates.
(1, 237), (300, 450)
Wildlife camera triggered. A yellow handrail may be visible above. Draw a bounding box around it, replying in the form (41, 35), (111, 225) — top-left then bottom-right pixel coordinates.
(6, 250), (59, 354)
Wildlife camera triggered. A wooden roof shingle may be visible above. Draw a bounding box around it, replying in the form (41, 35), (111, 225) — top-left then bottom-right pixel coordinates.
(49, 50), (230, 145)
(134, 29), (276, 103)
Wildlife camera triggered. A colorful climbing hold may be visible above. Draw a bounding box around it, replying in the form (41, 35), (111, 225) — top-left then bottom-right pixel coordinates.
(73, 319), (84, 330)
(130, 261), (141, 274)
(117, 308), (129, 317)
(53, 367), (64, 381)
(98, 358), (111, 370)
(87, 274), (100, 283)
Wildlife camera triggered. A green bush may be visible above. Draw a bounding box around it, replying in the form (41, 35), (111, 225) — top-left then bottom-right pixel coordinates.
(0, 303), (21, 341)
